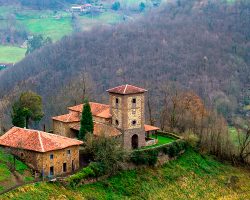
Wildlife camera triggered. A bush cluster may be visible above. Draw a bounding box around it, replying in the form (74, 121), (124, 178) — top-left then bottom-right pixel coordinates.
(67, 162), (105, 187)
(131, 140), (187, 166)
(130, 149), (158, 166)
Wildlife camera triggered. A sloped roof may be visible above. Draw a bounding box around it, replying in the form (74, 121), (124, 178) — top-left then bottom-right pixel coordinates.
(71, 122), (122, 137)
(52, 112), (80, 123)
(0, 127), (83, 152)
(68, 102), (111, 119)
(107, 84), (147, 95)
(144, 124), (160, 132)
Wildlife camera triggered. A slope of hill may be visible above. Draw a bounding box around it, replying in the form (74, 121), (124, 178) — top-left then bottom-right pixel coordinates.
(1, 149), (249, 199)
(0, 148), (33, 193)
(0, 0), (249, 128)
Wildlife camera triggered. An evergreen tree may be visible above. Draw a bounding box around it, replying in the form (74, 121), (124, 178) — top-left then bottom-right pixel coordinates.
(11, 102), (26, 128)
(79, 99), (94, 140)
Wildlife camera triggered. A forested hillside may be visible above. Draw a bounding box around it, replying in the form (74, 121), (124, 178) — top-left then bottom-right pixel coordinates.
(0, 0), (249, 128)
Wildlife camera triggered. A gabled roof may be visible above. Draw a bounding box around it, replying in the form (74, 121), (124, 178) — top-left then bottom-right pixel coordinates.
(107, 84), (147, 95)
(70, 122), (122, 137)
(52, 112), (80, 123)
(0, 127), (83, 153)
(144, 124), (160, 132)
(68, 102), (111, 119)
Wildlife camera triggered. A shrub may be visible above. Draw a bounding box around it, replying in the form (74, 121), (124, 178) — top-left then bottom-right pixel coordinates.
(112, 2), (120, 11)
(83, 133), (128, 175)
(183, 131), (200, 148)
(168, 142), (178, 158)
(131, 149), (158, 166)
(88, 162), (105, 177)
(67, 166), (95, 187)
(131, 140), (187, 165)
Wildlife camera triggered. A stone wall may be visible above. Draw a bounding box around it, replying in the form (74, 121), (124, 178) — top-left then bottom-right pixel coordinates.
(6, 146), (80, 177)
(109, 92), (146, 149)
(53, 120), (79, 138)
(123, 129), (146, 149)
(41, 146), (80, 177)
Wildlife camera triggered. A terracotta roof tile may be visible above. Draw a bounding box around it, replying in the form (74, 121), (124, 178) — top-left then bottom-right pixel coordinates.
(68, 102), (111, 119)
(71, 122), (122, 137)
(52, 112), (80, 123)
(0, 127), (83, 152)
(107, 84), (147, 94)
(144, 124), (160, 132)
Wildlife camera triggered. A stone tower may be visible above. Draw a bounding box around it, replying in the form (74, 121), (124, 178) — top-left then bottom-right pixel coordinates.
(107, 84), (147, 149)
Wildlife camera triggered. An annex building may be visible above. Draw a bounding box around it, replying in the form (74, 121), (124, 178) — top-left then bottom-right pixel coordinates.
(0, 127), (83, 177)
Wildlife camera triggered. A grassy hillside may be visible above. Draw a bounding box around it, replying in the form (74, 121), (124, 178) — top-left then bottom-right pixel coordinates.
(0, 148), (33, 193)
(1, 149), (249, 199)
(0, 46), (26, 63)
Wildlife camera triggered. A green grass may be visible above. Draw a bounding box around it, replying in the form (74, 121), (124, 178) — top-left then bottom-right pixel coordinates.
(21, 17), (72, 41)
(2, 148), (249, 199)
(24, 176), (34, 183)
(0, 46), (26, 63)
(0, 163), (12, 182)
(142, 135), (176, 149)
(243, 105), (250, 111)
(0, 148), (33, 193)
(0, 148), (28, 175)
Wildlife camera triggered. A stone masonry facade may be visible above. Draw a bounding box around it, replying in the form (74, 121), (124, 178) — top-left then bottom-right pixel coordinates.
(8, 146), (80, 177)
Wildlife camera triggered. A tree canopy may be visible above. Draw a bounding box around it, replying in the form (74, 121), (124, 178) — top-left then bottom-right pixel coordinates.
(26, 35), (52, 55)
(11, 91), (43, 128)
(79, 99), (94, 140)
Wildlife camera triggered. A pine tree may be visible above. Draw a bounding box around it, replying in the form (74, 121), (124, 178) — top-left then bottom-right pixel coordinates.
(79, 99), (94, 140)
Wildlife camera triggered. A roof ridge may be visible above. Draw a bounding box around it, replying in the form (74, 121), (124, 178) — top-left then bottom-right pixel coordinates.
(89, 102), (109, 106)
(123, 84), (128, 94)
(38, 131), (45, 152)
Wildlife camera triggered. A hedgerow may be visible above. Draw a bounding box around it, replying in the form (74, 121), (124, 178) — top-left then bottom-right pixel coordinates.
(131, 139), (187, 166)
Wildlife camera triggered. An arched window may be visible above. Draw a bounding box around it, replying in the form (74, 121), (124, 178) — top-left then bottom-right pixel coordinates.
(131, 134), (139, 149)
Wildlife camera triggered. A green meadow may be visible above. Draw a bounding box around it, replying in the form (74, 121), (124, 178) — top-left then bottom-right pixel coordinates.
(1, 149), (249, 199)
(0, 46), (26, 63)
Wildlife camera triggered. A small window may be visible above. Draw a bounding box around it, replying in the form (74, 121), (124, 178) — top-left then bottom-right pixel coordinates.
(115, 120), (119, 126)
(50, 166), (54, 176)
(67, 150), (71, 155)
(20, 153), (24, 157)
(116, 98), (119, 104)
(50, 154), (54, 160)
(132, 98), (136, 104)
(63, 163), (67, 173)
(132, 120), (137, 126)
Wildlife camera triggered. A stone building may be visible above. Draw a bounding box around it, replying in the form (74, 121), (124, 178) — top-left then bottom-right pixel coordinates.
(0, 127), (83, 177)
(53, 84), (159, 149)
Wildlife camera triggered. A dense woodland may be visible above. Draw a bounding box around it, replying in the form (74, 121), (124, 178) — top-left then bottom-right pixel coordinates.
(0, 0), (250, 162)
(0, 0), (249, 161)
